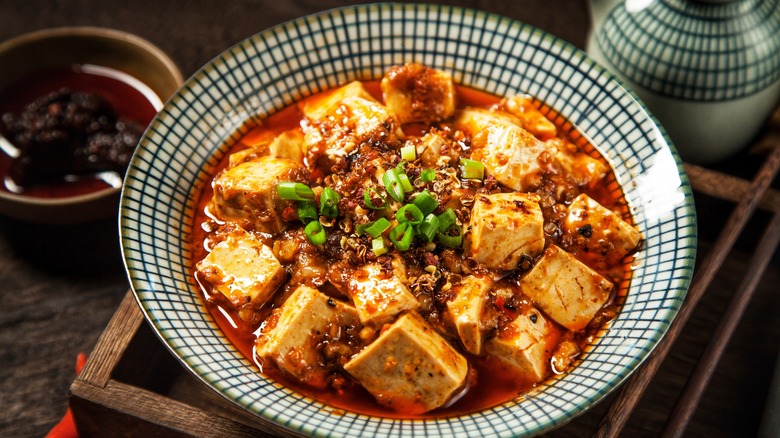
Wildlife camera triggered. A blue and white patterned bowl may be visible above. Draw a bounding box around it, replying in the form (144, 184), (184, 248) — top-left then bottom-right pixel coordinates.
(120, 3), (697, 437)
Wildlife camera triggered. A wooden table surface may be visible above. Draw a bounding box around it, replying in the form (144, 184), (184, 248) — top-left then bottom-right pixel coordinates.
(1, 1), (778, 437)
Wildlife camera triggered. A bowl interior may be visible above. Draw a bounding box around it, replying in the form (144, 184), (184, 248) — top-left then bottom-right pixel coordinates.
(0, 27), (183, 224)
(121, 4), (697, 437)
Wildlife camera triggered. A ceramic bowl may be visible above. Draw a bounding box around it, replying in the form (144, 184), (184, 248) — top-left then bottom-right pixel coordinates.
(0, 27), (183, 224)
(121, 4), (697, 437)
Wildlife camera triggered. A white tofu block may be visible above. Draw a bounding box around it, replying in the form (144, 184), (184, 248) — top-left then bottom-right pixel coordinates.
(562, 193), (642, 267)
(256, 286), (360, 388)
(520, 245), (613, 331)
(468, 192), (545, 270)
(229, 129), (307, 168)
(381, 63), (456, 124)
(486, 306), (551, 383)
(546, 138), (609, 188)
(498, 95), (557, 140)
(454, 107), (549, 191)
(344, 311), (468, 414)
(347, 257), (419, 326)
(417, 130), (459, 167)
(210, 156), (307, 234)
(446, 274), (493, 355)
(302, 83), (403, 164)
(196, 226), (285, 308)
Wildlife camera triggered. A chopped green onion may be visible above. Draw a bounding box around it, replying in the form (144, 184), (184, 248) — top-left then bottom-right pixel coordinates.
(459, 158), (485, 180)
(363, 187), (388, 210)
(382, 168), (405, 203)
(401, 145), (416, 161)
(437, 225), (463, 248)
(396, 204), (424, 225)
(389, 223), (414, 251)
(277, 182), (315, 201)
(437, 208), (458, 233)
(420, 168), (436, 182)
(297, 201), (318, 224)
(397, 171), (413, 192)
(305, 220), (327, 245)
(412, 190), (438, 216)
(372, 237), (388, 256)
(319, 187), (340, 218)
(418, 214), (439, 243)
(357, 217), (391, 238)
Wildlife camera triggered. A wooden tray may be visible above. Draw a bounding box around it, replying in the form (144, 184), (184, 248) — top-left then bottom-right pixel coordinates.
(69, 149), (780, 437)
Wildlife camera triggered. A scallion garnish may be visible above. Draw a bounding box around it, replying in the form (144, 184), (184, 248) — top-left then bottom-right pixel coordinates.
(305, 220), (327, 245)
(420, 168), (436, 182)
(401, 145), (416, 161)
(459, 158), (485, 180)
(412, 190), (438, 216)
(277, 182), (315, 201)
(389, 223), (414, 251)
(357, 217), (392, 238)
(437, 225), (463, 248)
(297, 201), (318, 224)
(382, 168), (405, 203)
(363, 187), (388, 210)
(319, 187), (340, 218)
(372, 237), (388, 256)
(418, 213), (439, 243)
(437, 208), (457, 233)
(396, 204), (424, 225)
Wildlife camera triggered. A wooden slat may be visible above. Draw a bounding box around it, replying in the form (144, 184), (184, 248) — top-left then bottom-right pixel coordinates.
(685, 163), (780, 213)
(596, 145), (780, 437)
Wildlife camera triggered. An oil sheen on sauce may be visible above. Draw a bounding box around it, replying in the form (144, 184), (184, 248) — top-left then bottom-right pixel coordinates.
(0, 64), (160, 198)
(190, 81), (634, 419)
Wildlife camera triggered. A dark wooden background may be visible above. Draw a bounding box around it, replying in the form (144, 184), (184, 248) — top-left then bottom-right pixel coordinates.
(0, 1), (778, 437)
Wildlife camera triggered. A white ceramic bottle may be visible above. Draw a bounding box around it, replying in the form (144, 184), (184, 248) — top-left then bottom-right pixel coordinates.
(587, 0), (780, 164)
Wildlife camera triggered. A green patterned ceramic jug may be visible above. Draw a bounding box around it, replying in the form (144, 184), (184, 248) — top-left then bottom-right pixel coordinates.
(587, 0), (780, 164)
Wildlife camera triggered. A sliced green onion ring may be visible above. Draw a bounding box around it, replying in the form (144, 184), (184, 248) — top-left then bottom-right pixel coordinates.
(459, 158), (485, 180)
(437, 224), (463, 248)
(389, 223), (414, 251)
(437, 208), (457, 233)
(357, 217), (392, 238)
(397, 171), (413, 192)
(420, 168), (436, 182)
(382, 168), (405, 203)
(412, 190), (438, 216)
(319, 187), (341, 218)
(297, 201), (318, 224)
(305, 220), (327, 245)
(401, 145), (416, 161)
(372, 237), (388, 256)
(396, 204), (424, 225)
(363, 187), (388, 210)
(418, 214), (439, 243)
(277, 182), (315, 201)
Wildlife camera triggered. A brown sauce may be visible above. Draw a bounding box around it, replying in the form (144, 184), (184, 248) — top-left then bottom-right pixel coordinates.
(0, 64), (159, 198)
(190, 81), (634, 418)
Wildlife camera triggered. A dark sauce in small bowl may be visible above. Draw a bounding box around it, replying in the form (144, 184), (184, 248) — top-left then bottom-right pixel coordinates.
(0, 64), (160, 198)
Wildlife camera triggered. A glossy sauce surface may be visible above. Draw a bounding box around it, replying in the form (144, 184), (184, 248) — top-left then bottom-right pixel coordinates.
(190, 81), (634, 418)
(0, 64), (159, 198)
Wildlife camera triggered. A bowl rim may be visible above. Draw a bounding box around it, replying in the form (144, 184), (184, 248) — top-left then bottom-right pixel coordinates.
(121, 3), (697, 436)
(0, 26), (183, 212)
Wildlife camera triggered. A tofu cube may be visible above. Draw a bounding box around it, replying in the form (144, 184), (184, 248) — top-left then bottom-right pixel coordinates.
(229, 129), (307, 168)
(302, 83), (403, 165)
(256, 286), (360, 388)
(520, 245), (613, 331)
(468, 192), (545, 270)
(417, 129), (460, 168)
(344, 311), (468, 414)
(454, 107), (549, 191)
(210, 156), (308, 234)
(196, 225), (285, 308)
(381, 63), (456, 124)
(486, 306), (552, 383)
(497, 95), (557, 140)
(562, 193), (642, 268)
(446, 274), (493, 355)
(546, 138), (609, 188)
(347, 257), (419, 326)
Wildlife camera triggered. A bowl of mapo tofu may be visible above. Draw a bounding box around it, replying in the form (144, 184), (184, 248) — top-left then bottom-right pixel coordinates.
(121, 4), (697, 437)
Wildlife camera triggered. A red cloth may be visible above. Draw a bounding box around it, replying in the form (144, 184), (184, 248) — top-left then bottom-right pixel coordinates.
(45, 353), (87, 438)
